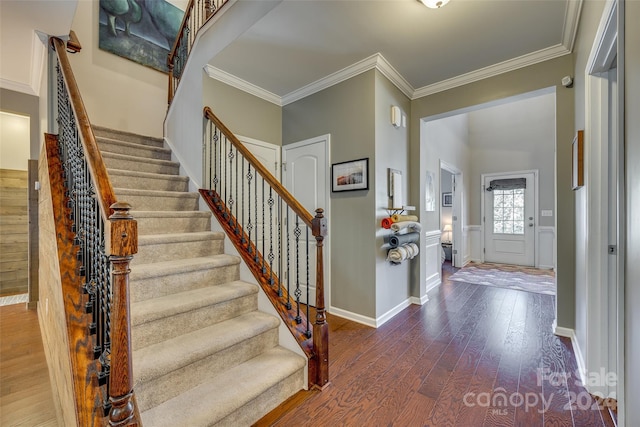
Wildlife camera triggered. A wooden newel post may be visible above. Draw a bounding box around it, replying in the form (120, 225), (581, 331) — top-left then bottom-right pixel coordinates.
(108, 202), (138, 427)
(311, 208), (329, 389)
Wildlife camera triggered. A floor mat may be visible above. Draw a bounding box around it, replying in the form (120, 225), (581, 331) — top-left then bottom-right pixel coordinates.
(448, 262), (556, 295)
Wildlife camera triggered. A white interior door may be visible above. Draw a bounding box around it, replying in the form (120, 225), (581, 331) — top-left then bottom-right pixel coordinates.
(282, 135), (330, 307)
(238, 137), (280, 267)
(483, 172), (535, 266)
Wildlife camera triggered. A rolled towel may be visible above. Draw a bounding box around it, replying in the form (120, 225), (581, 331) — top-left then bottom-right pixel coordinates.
(388, 232), (420, 248)
(407, 243), (419, 259)
(391, 214), (419, 223)
(390, 221), (422, 232)
(381, 217), (393, 229)
(387, 245), (409, 263)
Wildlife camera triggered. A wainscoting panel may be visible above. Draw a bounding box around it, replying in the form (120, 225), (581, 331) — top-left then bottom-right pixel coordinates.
(537, 226), (556, 270)
(466, 225), (482, 263)
(425, 230), (441, 293)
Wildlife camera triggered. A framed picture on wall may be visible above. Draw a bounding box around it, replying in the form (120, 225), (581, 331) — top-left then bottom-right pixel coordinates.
(331, 158), (369, 192)
(442, 192), (452, 207)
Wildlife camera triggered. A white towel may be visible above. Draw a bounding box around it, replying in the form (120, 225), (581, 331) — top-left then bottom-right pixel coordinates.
(387, 243), (420, 263)
(390, 221), (422, 233)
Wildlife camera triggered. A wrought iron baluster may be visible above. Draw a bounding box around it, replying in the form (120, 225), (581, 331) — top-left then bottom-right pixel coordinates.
(286, 208), (291, 309)
(261, 179), (265, 273)
(227, 139), (234, 227)
(254, 172), (259, 263)
(277, 196), (282, 297)
(294, 216), (301, 324)
(268, 187), (274, 285)
(241, 157), (245, 244)
(305, 227), (311, 338)
(246, 164), (253, 253)
(234, 147), (239, 234)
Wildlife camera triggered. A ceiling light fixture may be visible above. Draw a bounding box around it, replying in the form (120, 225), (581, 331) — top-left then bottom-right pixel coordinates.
(420, 0), (450, 9)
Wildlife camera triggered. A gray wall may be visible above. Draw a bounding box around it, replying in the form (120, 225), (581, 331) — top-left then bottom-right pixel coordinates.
(202, 76), (282, 145)
(283, 70), (377, 318)
(625, 0), (640, 420)
(410, 54), (575, 329)
(0, 88), (40, 160)
(374, 70), (411, 318)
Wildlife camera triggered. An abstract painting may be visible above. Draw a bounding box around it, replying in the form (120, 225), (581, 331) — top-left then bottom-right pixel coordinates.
(99, 0), (184, 73)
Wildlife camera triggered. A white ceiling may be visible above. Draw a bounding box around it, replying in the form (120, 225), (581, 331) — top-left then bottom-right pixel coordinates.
(208, 0), (582, 104)
(0, 0), (77, 96)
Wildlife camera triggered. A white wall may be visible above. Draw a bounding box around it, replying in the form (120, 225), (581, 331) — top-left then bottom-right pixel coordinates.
(0, 111), (30, 170)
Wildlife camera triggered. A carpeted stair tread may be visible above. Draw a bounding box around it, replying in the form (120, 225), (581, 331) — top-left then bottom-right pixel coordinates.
(102, 152), (180, 175)
(140, 346), (306, 427)
(114, 188), (198, 198)
(131, 281), (257, 326)
(130, 255), (240, 279)
(133, 311), (280, 383)
(93, 125), (164, 147)
(132, 210), (212, 219)
(138, 231), (224, 245)
(97, 137), (172, 160)
(107, 168), (189, 182)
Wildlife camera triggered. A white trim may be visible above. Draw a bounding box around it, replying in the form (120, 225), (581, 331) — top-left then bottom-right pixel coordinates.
(425, 229), (442, 293)
(204, 65), (282, 106)
(466, 225), (482, 264)
(554, 326), (587, 387)
(282, 53), (413, 105)
(30, 31), (47, 96)
(413, 45), (570, 99)
(410, 294), (430, 305)
(537, 226), (556, 270)
(561, 0), (584, 52)
(376, 299), (412, 327)
(0, 78), (37, 96)
(329, 306), (376, 328)
(586, 0), (618, 74)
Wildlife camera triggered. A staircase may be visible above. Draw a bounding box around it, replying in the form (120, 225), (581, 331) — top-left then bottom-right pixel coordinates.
(94, 126), (305, 426)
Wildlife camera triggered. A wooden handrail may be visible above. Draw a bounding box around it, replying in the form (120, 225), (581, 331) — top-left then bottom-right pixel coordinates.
(52, 37), (116, 222)
(168, 0), (196, 67)
(203, 106), (314, 227)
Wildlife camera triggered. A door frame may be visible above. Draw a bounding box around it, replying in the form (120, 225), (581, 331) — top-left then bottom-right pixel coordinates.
(583, 0), (624, 404)
(439, 160), (463, 267)
(282, 134), (331, 313)
(480, 169), (539, 267)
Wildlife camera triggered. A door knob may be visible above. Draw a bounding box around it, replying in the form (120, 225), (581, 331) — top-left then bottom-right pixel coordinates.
(529, 223), (534, 227)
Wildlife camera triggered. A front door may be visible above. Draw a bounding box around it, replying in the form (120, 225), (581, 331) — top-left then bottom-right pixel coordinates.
(282, 135), (330, 306)
(483, 172), (535, 266)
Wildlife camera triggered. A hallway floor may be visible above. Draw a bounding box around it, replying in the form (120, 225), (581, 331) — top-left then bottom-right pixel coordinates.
(0, 303), (58, 426)
(258, 262), (615, 426)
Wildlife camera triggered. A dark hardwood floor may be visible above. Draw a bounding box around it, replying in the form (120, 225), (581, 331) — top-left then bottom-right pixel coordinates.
(257, 262), (615, 427)
(0, 303), (58, 426)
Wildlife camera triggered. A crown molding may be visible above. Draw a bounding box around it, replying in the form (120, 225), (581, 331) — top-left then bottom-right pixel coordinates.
(282, 53), (413, 105)
(412, 43), (570, 99)
(203, 64), (282, 106)
(206, 0), (582, 104)
(562, 0), (584, 52)
(0, 78), (37, 96)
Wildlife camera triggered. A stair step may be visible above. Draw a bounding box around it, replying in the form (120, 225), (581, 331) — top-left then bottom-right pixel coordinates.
(93, 125), (164, 147)
(140, 346), (305, 426)
(134, 311), (282, 412)
(103, 152), (180, 175)
(108, 168), (189, 192)
(134, 231), (225, 265)
(129, 255), (240, 302)
(133, 210), (211, 235)
(131, 281), (258, 350)
(97, 137), (172, 160)
(114, 188), (199, 211)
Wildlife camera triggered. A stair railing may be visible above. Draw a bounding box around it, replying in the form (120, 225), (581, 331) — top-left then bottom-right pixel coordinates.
(201, 107), (329, 389)
(50, 37), (140, 426)
(167, 0), (229, 104)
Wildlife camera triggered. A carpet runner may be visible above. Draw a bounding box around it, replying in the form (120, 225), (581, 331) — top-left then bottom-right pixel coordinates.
(448, 262), (556, 295)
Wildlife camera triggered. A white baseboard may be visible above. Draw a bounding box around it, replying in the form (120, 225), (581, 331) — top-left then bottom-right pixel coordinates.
(329, 306), (376, 328)
(425, 275), (440, 294)
(329, 298), (413, 328)
(554, 326), (587, 386)
(410, 294), (429, 305)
